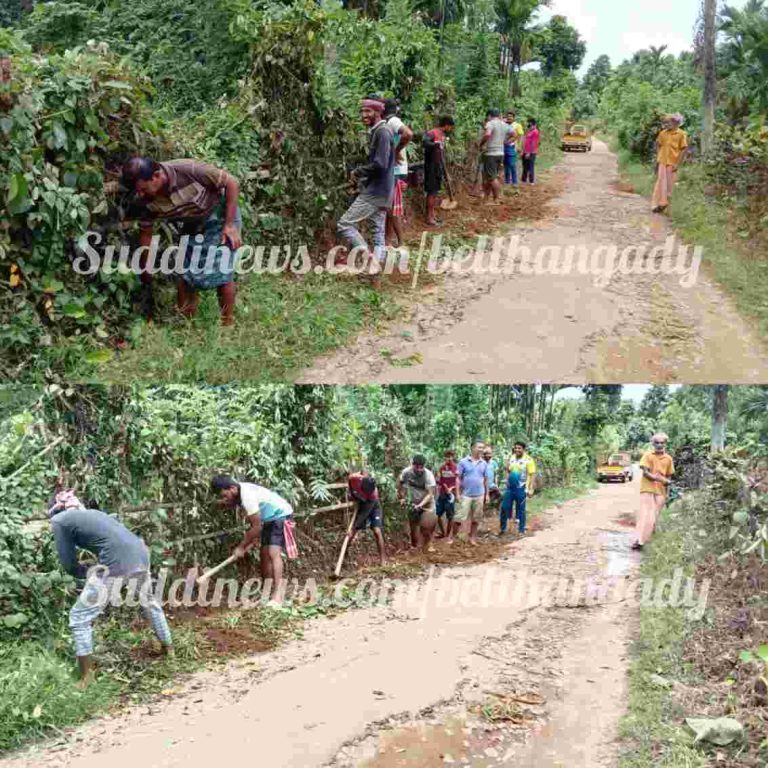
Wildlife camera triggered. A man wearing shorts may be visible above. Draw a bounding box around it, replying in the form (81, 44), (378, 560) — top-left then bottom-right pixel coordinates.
(450, 442), (488, 545)
(213, 475), (296, 606)
(436, 449), (458, 538)
(632, 433), (674, 550)
(480, 109), (513, 203)
(398, 455), (437, 552)
(347, 471), (385, 565)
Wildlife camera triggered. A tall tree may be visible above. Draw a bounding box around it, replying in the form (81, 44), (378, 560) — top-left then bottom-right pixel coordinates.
(701, 0), (717, 154)
(582, 54), (612, 98)
(494, 0), (549, 96)
(639, 385), (671, 420)
(711, 384), (729, 451)
(535, 14), (587, 76)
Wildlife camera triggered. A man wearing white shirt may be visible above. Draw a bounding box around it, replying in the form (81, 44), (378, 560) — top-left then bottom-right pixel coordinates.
(384, 98), (413, 248)
(212, 475), (294, 605)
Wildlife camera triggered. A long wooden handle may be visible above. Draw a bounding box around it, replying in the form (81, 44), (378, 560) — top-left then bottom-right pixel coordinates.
(197, 554), (238, 585)
(441, 157), (455, 200)
(333, 506), (358, 577)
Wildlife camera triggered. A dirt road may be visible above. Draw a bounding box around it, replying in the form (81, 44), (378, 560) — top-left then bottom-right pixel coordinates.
(5, 478), (646, 768)
(301, 139), (768, 383)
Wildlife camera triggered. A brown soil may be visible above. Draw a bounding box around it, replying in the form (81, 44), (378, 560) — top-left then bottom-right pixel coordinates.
(678, 555), (768, 766)
(3, 480), (641, 768)
(301, 139), (768, 384)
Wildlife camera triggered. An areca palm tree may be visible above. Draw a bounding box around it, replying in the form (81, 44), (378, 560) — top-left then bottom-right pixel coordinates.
(720, 0), (768, 113)
(494, 0), (549, 95)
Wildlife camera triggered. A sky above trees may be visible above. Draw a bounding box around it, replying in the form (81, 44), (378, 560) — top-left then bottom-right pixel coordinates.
(541, 0), (752, 74)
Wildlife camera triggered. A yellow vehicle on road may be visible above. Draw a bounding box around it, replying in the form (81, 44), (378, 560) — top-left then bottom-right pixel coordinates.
(597, 452), (633, 483)
(561, 124), (593, 153)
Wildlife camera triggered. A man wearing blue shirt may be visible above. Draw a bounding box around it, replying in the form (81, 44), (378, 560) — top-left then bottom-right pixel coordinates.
(449, 442), (488, 545)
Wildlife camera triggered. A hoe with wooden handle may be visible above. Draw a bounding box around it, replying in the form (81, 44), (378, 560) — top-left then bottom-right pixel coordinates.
(196, 554), (238, 586)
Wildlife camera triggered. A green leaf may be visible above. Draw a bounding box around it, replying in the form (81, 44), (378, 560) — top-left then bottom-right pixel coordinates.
(103, 80), (132, 89)
(85, 350), (114, 365)
(757, 645), (768, 662)
(41, 277), (65, 293)
(7, 173), (30, 215)
(739, 650), (755, 663)
(62, 303), (87, 319)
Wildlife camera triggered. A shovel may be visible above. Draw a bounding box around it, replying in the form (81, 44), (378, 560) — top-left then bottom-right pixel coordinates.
(440, 156), (458, 210)
(332, 505), (358, 579)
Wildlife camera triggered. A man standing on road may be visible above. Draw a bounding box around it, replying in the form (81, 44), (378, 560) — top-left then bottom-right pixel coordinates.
(436, 449), (459, 538)
(652, 114), (688, 214)
(484, 446), (500, 505)
(480, 109), (513, 203)
(632, 434), (675, 550)
(213, 476), (297, 605)
(521, 118), (540, 184)
(503, 111), (524, 185)
(398, 455), (438, 552)
(450, 442), (488, 545)
(48, 490), (173, 687)
(383, 99), (413, 248)
(347, 470), (386, 565)
(500, 441), (537, 536)
(337, 97), (395, 283)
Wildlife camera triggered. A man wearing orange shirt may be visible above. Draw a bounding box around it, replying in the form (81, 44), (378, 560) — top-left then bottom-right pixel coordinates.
(652, 114), (688, 214)
(632, 433), (675, 550)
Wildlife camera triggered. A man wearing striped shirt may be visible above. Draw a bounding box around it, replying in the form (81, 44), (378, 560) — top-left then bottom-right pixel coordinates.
(122, 157), (242, 325)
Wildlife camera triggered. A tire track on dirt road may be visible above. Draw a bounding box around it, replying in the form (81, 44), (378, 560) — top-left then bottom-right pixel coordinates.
(3, 480), (646, 768)
(300, 139), (767, 384)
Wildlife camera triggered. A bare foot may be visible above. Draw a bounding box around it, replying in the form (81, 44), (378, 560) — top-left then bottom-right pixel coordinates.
(469, 539), (479, 546)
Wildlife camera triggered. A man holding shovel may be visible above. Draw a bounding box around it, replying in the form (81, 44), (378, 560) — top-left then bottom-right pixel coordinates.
(212, 476), (297, 606)
(48, 490), (173, 687)
(347, 471), (386, 565)
(423, 116), (456, 226)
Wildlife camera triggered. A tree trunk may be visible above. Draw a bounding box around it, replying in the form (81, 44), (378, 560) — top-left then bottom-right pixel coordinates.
(711, 384), (729, 452)
(701, 0), (717, 155)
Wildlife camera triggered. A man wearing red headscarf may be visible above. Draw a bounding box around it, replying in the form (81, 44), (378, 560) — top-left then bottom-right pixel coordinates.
(337, 96), (395, 287)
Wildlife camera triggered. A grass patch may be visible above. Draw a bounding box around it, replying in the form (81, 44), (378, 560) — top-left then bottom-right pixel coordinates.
(96, 273), (395, 383)
(618, 518), (706, 768)
(610, 139), (768, 340)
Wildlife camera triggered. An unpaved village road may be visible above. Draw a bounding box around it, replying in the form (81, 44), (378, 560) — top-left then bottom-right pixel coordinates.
(5, 478), (651, 768)
(300, 139), (768, 384)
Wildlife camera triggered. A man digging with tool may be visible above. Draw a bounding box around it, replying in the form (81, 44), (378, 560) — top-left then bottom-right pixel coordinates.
(347, 470), (386, 565)
(48, 490), (173, 687)
(121, 157), (243, 325)
(397, 455), (438, 553)
(212, 476), (298, 606)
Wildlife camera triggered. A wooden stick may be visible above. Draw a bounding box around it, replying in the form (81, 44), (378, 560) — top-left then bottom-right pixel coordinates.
(333, 502), (358, 577)
(196, 554), (238, 585)
(2, 436), (64, 481)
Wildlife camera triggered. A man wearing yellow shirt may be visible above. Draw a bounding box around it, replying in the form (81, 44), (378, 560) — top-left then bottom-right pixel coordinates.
(500, 441), (536, 536)
(652, 113), (688, 214)
(632, 433), (675, 551)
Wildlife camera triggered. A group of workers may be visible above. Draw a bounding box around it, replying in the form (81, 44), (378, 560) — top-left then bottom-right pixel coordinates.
(346, 439), (538, 563)
(114, 98), (543, 320)
(45, 434), (675, 685)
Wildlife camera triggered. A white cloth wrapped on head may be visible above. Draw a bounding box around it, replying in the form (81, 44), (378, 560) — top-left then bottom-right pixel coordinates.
(48, 489), (85, 517)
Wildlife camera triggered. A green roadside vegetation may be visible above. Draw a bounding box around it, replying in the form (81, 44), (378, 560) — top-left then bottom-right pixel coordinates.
(618, 388), (768, 767)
